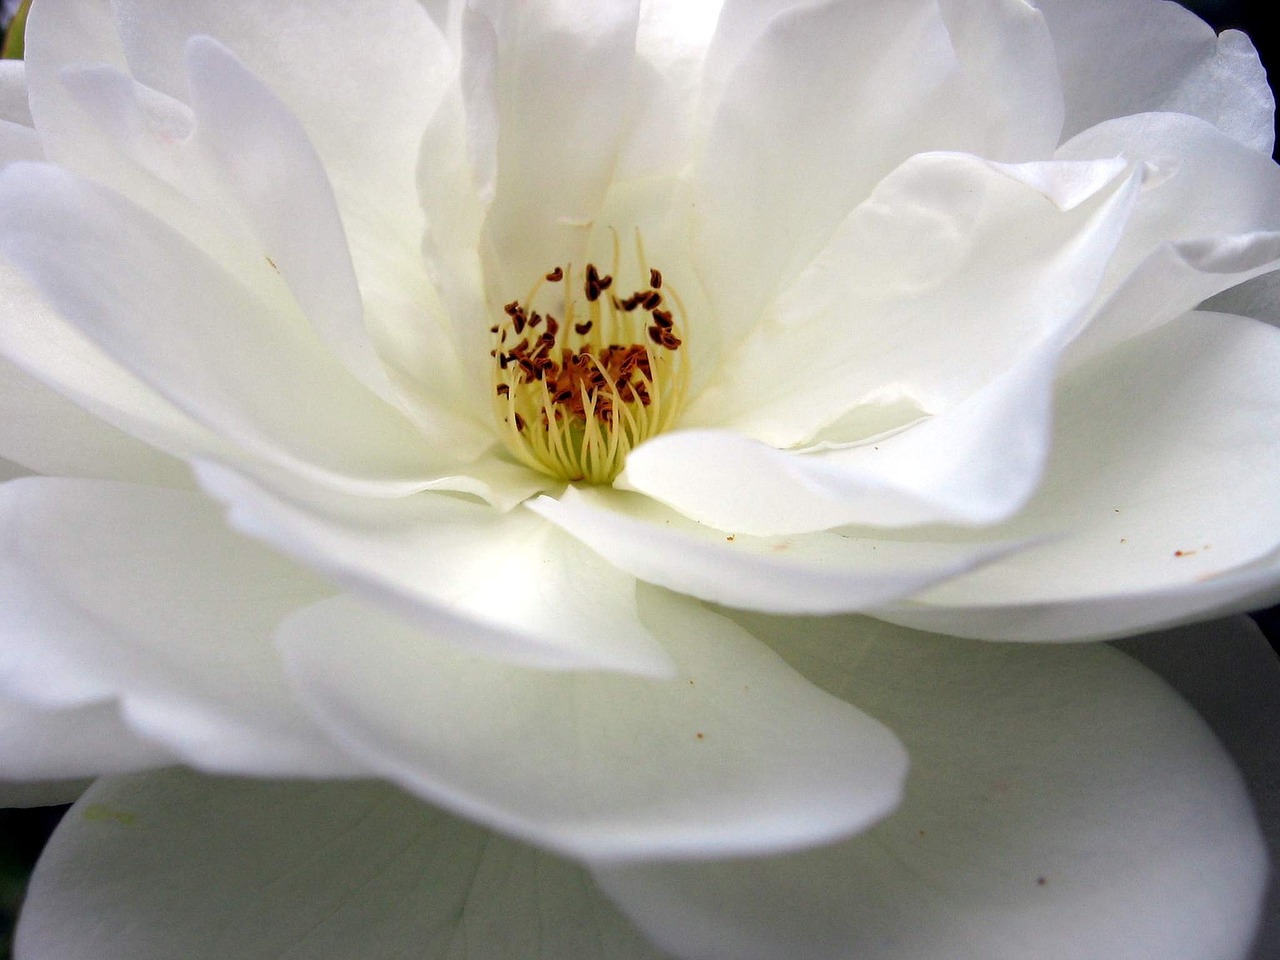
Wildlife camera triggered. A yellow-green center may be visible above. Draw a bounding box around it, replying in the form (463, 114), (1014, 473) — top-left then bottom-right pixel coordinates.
(491, 233), (688, 483)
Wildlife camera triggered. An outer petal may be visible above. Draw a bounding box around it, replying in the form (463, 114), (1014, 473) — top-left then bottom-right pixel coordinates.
(0, 477), (359, 777)
(0, 162), (450, 496)
(276, 587), (908, 862)
(17, 769), (664, 960)
(0, 695), (171, 780)
(195, 460), (674, 677)
(593, 615), (1267, 960)
(624, 159), (1142, 536)
(1059, 113), (1280, 365)
(879, 312), (1280, 641)
(0, 351), (189, 485)
(530, 487), (1025, 614)
(182, 36), (392, 402)
(1116, 617), (1280, 960)
(1036, 0), (1275, 155)
(695, 0), (1062, 331)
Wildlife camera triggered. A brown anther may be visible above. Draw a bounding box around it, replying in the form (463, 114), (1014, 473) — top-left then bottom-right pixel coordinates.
(597, 274), (613, 291)
(504, 300), (521, 316)
(496, 384), (510, 397)
(545, 266), (564, 282)
(489, 325), (499, 334)
(648, 326), (664, 345)
(514, 413), (526, 432)
(575, 321), (593, 336)
(513, 314), (526, 334)
(652, 308), (673, 328)
(650, 268), (662, 288)
(528, 312), (543, 329)
(585, 282), (601, 302)
(642, 291), (662, 310)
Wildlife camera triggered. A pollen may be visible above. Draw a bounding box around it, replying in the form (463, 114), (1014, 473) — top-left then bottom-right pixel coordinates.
(491, 231), (689, 484)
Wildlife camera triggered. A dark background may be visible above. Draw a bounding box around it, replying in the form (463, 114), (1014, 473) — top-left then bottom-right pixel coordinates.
(1, 1), (1279, 957)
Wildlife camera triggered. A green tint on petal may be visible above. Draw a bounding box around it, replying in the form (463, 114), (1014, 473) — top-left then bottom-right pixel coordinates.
(16, 769), (668, 960)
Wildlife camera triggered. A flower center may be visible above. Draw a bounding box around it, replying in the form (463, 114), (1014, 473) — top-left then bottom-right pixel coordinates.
(491, 233), (688, 484)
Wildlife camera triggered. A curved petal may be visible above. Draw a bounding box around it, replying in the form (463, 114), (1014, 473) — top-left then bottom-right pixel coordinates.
(878, 312), (1280, 641)
(593, 614), (1267, 960)
(685, 153), (1135, 445)
(0, 161), (452, 496)
(0, 60), (31, 126)
(0, 260), (224, 469)
(694, 0), (1062, 330)
(1059, 113), (1280, 365)
(0, 351), (189, 485)
(17, 769), (664, 960)
(182, 36), (393, 403)
(1037, 0), (1275, 155)
(194, 460), (674, 677)
(0, 477), (360, 777)
(0, 695), (172, 780)
(472, 0), (642, 284)
(277, 587), (908, 862)
(530, 486), (1026, 614)
(1116, 616), (1280, 960)
(110, 0), (450, 267)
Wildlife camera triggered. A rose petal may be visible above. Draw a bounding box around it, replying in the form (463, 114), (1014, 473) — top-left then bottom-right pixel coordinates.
(277, 587), (907, 861)
(685, 154), (1134, 446)
(182, 36), (393, 403)
(194, 460), (676, 677)
(878, 311), (1280, 641)
(0, 161), (451, 496)
(0, 352), (189, 485)
(1059, 112), (1280, 365)
(0, 695), (171, 781)
(1037, 0), (1275, 155)
(16, 769), (665, 960)
(695, 0), (1062, 330)
(0, 60), (32, 126)
(471, 0), (643, 284)
(530, 486), (1027, 614)
(0, 477), (359, 777)
(593, 614), (1267, 960)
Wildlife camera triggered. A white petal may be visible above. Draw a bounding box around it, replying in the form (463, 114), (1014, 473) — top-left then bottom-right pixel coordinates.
(686, 154), (1135, 446)
(879, 312), (1280, 641)
(1059, 113), (1280, 365)
(0, 352), (189, 485)
(0, 259), (223, 468)
(0, 695), (171, 780)
(182, 36), (393, 402)
(473, 0), (642, 283)
(278, 587), (907, 862)
(194, 460), (676, 677)
(1203, 268), (1280, 326)
(110, 0), (450, 263)
(17, 769), (664, 960)
(0, 477), (360, 777)
(695, 0), (1062, 330)
(0, 117), (40, 162)
(594, 614), (1267, 960)
(530, 486), (1025, 614)
(1116, 616), (1280, 960)
(1037, 0), (1275, 155)
(0, 59), (31, 126)
(0, 162), (448, 496)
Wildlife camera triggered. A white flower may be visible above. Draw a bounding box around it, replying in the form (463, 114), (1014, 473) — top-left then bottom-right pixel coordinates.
(0, 0), (1278, 957)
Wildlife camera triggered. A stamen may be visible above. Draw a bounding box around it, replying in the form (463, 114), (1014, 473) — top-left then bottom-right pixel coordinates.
(490, 232), (689, 484)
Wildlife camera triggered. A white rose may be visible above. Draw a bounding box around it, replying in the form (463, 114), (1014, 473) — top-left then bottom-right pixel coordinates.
(0, 0), (1278, 957)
